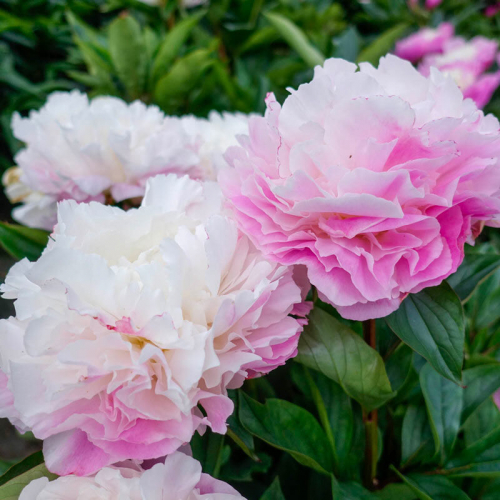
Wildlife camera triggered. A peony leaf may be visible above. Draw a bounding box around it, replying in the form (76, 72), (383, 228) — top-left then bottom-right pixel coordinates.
(297, 366), (359, 477)
(151, 11), (205, 83)
(375, 483), (417, 500)
(447, 424), (500, 470)
(357, 23), (409, 65)
(400, 404), (435, 467)
(296, 307), (395, 411)
(264, 11), (324, 68)
(448, 252), (500, 302)
(332, 477), (377, 499)
(463, 398), (500, 448)
(0, 222), (49, 261)
(386, 282), (464, 384)
(420, 363), (463, 464)
(332, 26), (362, 62)
(461, 364), (500, 424)
(239, 392), (334, 475)
(260, 477), (285, 500)
(391, 469), (471, 500)
(154, 47), (215, 110)
(0, 453), (56, 500)
(108, 13), (147, 100)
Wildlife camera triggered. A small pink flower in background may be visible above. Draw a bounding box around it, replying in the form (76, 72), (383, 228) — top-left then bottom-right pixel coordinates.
(486, 3), (500, 17)
(425, 0), (442, 8)
(19, 452), (245, 499)
(0, 174), (309, 476)
(220, 55), (500, 321)
(494, 390), (500, 410)
(395, 23), (454, 63)
(419, 36), (500, 108)
(407, 0), (442, 9)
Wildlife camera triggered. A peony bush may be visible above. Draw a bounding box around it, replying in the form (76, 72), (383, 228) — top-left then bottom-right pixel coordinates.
(2, 1), (500, 500)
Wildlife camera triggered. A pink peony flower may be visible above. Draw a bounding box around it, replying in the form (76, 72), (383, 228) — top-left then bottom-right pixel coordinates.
(425, 0), (442, 8)
(486, 3), (500, 17)
(494, 390), (500, 410)
(19, 452), (245, 499)
(419, 37), (500, 108)
(408, 0), (442, 10)
(0, 174), (308, 476)
(5, 91), (251, 230)
(220, 55), (500, 321)
(395, 23), (454, 63)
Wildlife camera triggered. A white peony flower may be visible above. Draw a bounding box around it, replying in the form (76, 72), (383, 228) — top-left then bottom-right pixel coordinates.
(0, 174), (309, 476)
(5, 91), (251, 230)
(179, 111), (256, 179)
(19, 452), (245, 499)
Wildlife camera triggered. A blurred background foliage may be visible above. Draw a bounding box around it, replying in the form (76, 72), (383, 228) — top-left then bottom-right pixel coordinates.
(3, 0), (500, 172)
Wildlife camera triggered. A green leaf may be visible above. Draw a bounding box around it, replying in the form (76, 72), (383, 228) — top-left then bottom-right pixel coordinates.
(357, 23), (409, 65)
(296, 307), (395, 411)
(461, 364), (500, 424)
(302, 366), (355, 477)
(386, 282), (464, 383)
(66, 11), (113, 82)
(0, 453), (56, 500)
(392, 470), (471, 500)
(420, 363), (463, 463)
(332, 26), (362, 62)
(221, 452), (271, 483)
(400, 404), (435, 467)
(448, 252), (500, 302)
(463, 398), (500, 447)
(447, 425), (500, 469)
(375, 484), (416, 500)
(260, 477), (285, 500)
(446, 461), (500, 478)
(226, 390), (258, 461)
(151, 11), (205, 83)
(191, 430), (225, 478)
(0, 222), (49, 261)
(332, 478), (377, 499)
(154, 47), (215, 110)
(240, 26), (279, 54)
(385, 344), (413, 394)
(108, 14), (146, 100)
(239, 392), (334, 475)
(264, 11), (325, 68)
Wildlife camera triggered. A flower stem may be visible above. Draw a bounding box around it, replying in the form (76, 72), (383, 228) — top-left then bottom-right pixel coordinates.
(363, 319), (379, 489)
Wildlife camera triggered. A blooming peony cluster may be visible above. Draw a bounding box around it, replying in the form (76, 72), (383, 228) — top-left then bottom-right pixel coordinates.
(396, 25), (500, 108)
(220, 54), (500, 321)
(0, 174), (308, 476)
(19, 452), (245, 499)
(5, 91), (250, 230)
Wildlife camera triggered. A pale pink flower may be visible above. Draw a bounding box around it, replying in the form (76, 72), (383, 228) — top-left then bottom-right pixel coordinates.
(5, 92), (251, 230)
(19, 452), (244, 499)
(419, 37), (500, 108)
(408, 0), (442, 9)
(0, 174), (308, 476)
(425, 0), (442, 8)
(220, 55), (500, 321)
(395, 23), (454, 63)
(486, 3), (500, 17)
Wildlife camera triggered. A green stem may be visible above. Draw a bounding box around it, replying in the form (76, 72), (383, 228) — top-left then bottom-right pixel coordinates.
(363, 319), (379, 489)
